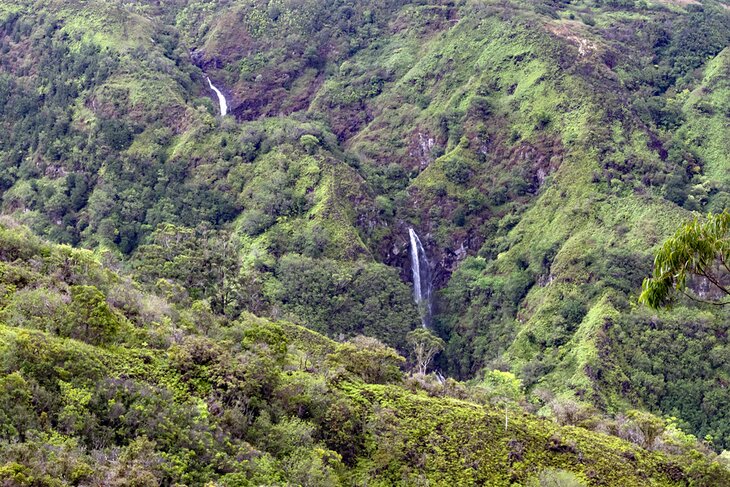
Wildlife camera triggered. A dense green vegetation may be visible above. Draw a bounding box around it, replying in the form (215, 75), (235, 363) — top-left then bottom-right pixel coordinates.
(0, 221), (728, 485)
(0, 0), (728, 482)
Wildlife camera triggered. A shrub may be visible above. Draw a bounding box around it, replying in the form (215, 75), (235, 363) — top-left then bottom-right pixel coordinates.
(65, 285), (122, 345)
(328, 336), (404, 384)
(300, 134), (321, 154)
(530, 469), (586, 487)
(444, 158), (472, 185)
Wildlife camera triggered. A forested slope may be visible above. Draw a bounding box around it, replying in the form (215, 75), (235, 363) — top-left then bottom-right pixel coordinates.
(0, 221), (727, 485)
(0, 0), (729, 470)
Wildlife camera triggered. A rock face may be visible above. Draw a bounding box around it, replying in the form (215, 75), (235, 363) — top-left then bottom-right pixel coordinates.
(409, 130), (439, 169)
(436, 236), (476, 282)
(688, 272), (729, 301)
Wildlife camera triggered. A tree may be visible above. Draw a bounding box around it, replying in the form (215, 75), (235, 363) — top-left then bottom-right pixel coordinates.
(480, 370), (522, 431)
(133, 223), (245, 316)
(406, 328), (445, 375)
(640, 211), (729, 308)
(328, 336), (404, 384)
(67, 285), (122, 345)
(0, 372), (37, 441)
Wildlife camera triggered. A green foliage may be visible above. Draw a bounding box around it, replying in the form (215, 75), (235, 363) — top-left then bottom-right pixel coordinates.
(0, 372), (36, 441)
(406, 327), (445, 375)
(441, 255), (534, 377)
(640, 211), (730, 308)
(66, 285), (122, 345)
(300, 134), (321, 154)
(273, 254), (419, 347)
(444, 157), (473, 185)
(0, 224), (725, 485)
(328, 336), (404, 384)
(607, 306), (730, 449)
(478, 369), (523, 430)
(0, 0), (729, 481)
(133, 223), (246, 315)
(344, 383), (727, 486)
(480, 370), (523, 403)
(530, 469), (587, 487)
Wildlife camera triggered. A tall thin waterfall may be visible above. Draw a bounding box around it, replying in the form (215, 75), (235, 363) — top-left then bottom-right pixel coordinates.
(207, 77), (228, 116)
(408, 228), (433, 328)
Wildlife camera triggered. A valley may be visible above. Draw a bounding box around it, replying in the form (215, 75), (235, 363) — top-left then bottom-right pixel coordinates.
(0, 0), (728, 484)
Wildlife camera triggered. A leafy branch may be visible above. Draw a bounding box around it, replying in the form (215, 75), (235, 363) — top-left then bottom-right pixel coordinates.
(640, 211), (730, 309)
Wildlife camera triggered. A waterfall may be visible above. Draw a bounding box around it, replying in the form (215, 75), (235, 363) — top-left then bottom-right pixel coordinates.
(207, 77), (228, 116)
(408, 228), (433, 328)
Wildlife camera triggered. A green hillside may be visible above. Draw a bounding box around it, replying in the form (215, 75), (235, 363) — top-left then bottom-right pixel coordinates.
(0, 222), (727, 485)
(0, 0), (728, 483)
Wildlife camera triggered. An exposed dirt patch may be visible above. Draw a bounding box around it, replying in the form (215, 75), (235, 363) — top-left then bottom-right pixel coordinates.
(546, 20), (598, 58)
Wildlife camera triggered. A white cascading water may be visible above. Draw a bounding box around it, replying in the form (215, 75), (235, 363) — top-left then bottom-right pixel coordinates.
(408, 228), (433, 328)
(207, 77), (228, 116)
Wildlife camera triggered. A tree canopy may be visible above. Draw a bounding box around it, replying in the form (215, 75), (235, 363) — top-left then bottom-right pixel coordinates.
(640, 211), (730, 309)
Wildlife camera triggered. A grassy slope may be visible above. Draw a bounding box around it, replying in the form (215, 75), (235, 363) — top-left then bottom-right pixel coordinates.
(678, 47), (730, 185)
(345, 383), (718, 487)
(308, 0), (729, 446)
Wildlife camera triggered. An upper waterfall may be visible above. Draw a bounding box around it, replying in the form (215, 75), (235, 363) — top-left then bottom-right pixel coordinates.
(207, 77), (228, 116)
(408, 228), (433, 328)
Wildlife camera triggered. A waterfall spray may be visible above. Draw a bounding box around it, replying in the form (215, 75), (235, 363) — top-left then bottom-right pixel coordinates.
(408, 228), (433, 328)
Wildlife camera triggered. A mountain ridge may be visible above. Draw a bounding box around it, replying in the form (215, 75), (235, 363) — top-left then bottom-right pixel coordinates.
(0, 0), (729, 481)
